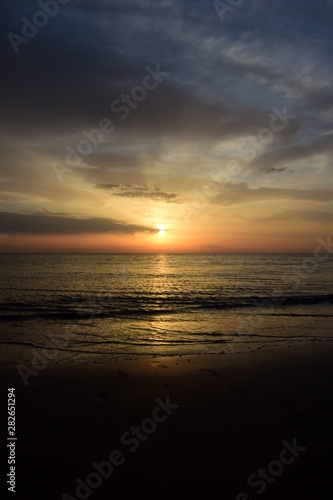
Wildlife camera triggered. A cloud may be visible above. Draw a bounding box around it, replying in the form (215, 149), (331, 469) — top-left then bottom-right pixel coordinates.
(0, 212), (158, 235)
(32, 209), (74, 217)
(259, 210), (333, 223)
(251, 134), (333, 171)
(213, 182), (333, 206)
(261, 167), (292, 174)
(0, 1), (297, 143)
(1, 0), (333, 251)
(96, 184), (179, 202)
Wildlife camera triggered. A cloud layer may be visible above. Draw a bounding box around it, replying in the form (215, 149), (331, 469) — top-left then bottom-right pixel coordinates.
(0, 212), (157, 235)
(0, 0), (332, 250)
(96, 184), (179, 202)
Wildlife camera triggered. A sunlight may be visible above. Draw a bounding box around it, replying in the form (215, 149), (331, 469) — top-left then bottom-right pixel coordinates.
(157, 225), (166, 236)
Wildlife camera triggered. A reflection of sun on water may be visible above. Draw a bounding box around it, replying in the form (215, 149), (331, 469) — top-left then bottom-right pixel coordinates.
(149, 254), (171, 349)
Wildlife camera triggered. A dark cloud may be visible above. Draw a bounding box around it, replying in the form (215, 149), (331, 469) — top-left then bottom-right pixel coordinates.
(0, 212), (158, 235)
(251, 134), (333, 171)
(262, 167), (292, 174)
(259, 210), (333, 223)
(96, 184), (179, 202)
(308, 89), (333, 111)
(0, 0), (302, 142)
(32, 209), (74, 217)
(213, 182), (333, 206)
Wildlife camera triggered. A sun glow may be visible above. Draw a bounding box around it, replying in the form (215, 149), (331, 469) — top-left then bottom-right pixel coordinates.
(157, 225), (166, 236)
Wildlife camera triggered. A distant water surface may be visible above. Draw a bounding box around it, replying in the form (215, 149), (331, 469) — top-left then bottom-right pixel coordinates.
(0, 254), (332, 365)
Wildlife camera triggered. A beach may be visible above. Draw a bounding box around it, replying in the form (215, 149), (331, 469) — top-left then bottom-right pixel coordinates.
(1, 342), (333, 499)
(2, 0), (333, 498)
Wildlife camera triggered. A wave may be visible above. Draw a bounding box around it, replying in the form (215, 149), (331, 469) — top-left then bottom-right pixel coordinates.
(0, 293), (332, 321)
(1, 334), (333, 357)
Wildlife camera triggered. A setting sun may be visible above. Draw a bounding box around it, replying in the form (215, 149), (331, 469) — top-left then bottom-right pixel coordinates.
(157, 225), (166, 236)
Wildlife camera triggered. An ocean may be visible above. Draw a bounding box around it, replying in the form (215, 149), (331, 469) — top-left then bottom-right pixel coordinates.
(0, 254), (332, 365)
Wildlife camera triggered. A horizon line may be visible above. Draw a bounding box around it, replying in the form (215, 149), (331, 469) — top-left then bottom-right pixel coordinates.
(0, 251), (320, 255)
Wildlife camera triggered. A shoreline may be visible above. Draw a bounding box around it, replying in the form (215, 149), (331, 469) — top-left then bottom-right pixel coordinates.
(1, 337), (333, 369)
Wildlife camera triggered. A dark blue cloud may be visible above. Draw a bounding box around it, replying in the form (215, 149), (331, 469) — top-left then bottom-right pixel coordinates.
(0, 0), (332, 191)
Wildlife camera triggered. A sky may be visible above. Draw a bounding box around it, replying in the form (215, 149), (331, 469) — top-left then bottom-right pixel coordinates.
(0, 0), (332, 253)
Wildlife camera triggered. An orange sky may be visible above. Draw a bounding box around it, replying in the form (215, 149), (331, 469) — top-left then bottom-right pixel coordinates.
(1, 227), (329, 254)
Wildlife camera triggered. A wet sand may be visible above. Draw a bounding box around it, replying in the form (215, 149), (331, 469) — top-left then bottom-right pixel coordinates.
(1, 342), (333, 499)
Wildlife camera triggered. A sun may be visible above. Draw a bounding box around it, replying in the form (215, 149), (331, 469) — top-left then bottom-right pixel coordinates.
(157, 225), (166, 236)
